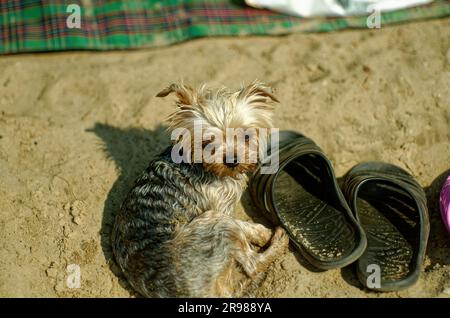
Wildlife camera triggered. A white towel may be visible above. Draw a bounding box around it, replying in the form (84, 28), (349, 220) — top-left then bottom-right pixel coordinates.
(245, 0), (433, 17)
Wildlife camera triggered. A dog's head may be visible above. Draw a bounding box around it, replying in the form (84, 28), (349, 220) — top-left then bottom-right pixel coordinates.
(157, 82), (278, 178)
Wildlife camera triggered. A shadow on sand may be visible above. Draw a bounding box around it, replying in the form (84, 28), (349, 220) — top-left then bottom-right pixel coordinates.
(87, 123), (170, 295)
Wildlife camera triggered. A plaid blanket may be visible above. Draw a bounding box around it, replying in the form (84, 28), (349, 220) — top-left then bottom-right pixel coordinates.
(1, 0), (449, 54)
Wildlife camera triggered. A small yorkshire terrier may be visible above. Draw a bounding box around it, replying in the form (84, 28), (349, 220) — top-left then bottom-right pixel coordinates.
(112, 82), (289, 297)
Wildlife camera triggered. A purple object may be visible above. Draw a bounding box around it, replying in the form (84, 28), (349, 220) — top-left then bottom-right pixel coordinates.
(440, 175), (450, 234)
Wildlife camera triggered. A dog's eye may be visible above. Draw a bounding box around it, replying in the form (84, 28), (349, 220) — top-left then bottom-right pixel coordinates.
(244, 135), (250, 142)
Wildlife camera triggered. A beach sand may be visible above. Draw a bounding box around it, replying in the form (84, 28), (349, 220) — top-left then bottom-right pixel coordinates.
(0, 18), (449, 297)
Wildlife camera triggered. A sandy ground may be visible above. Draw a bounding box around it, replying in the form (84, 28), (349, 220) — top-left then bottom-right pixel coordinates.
(0, 18), (449, 298)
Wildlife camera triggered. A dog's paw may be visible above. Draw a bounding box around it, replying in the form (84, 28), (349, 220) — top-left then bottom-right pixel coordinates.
(253, 224), (273, 247)
(271, 227), (289, 250)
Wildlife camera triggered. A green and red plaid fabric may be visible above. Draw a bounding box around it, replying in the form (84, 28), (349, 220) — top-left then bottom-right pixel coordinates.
(1, 0), (449, 54)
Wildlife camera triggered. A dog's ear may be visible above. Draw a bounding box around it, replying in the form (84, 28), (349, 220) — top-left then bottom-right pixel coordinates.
(156, 83), (196, 106)
(239, 82), (279, 104)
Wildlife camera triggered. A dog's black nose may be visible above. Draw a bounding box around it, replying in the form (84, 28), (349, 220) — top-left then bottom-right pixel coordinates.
(225, 157), (239, 168)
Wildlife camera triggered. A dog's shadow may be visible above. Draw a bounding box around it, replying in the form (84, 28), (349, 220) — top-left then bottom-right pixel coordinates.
(87, 123), (170, 295)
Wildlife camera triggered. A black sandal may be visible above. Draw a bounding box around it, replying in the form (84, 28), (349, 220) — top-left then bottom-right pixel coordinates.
(342, 162), (430, 291)
(250, 131), (366, 269)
